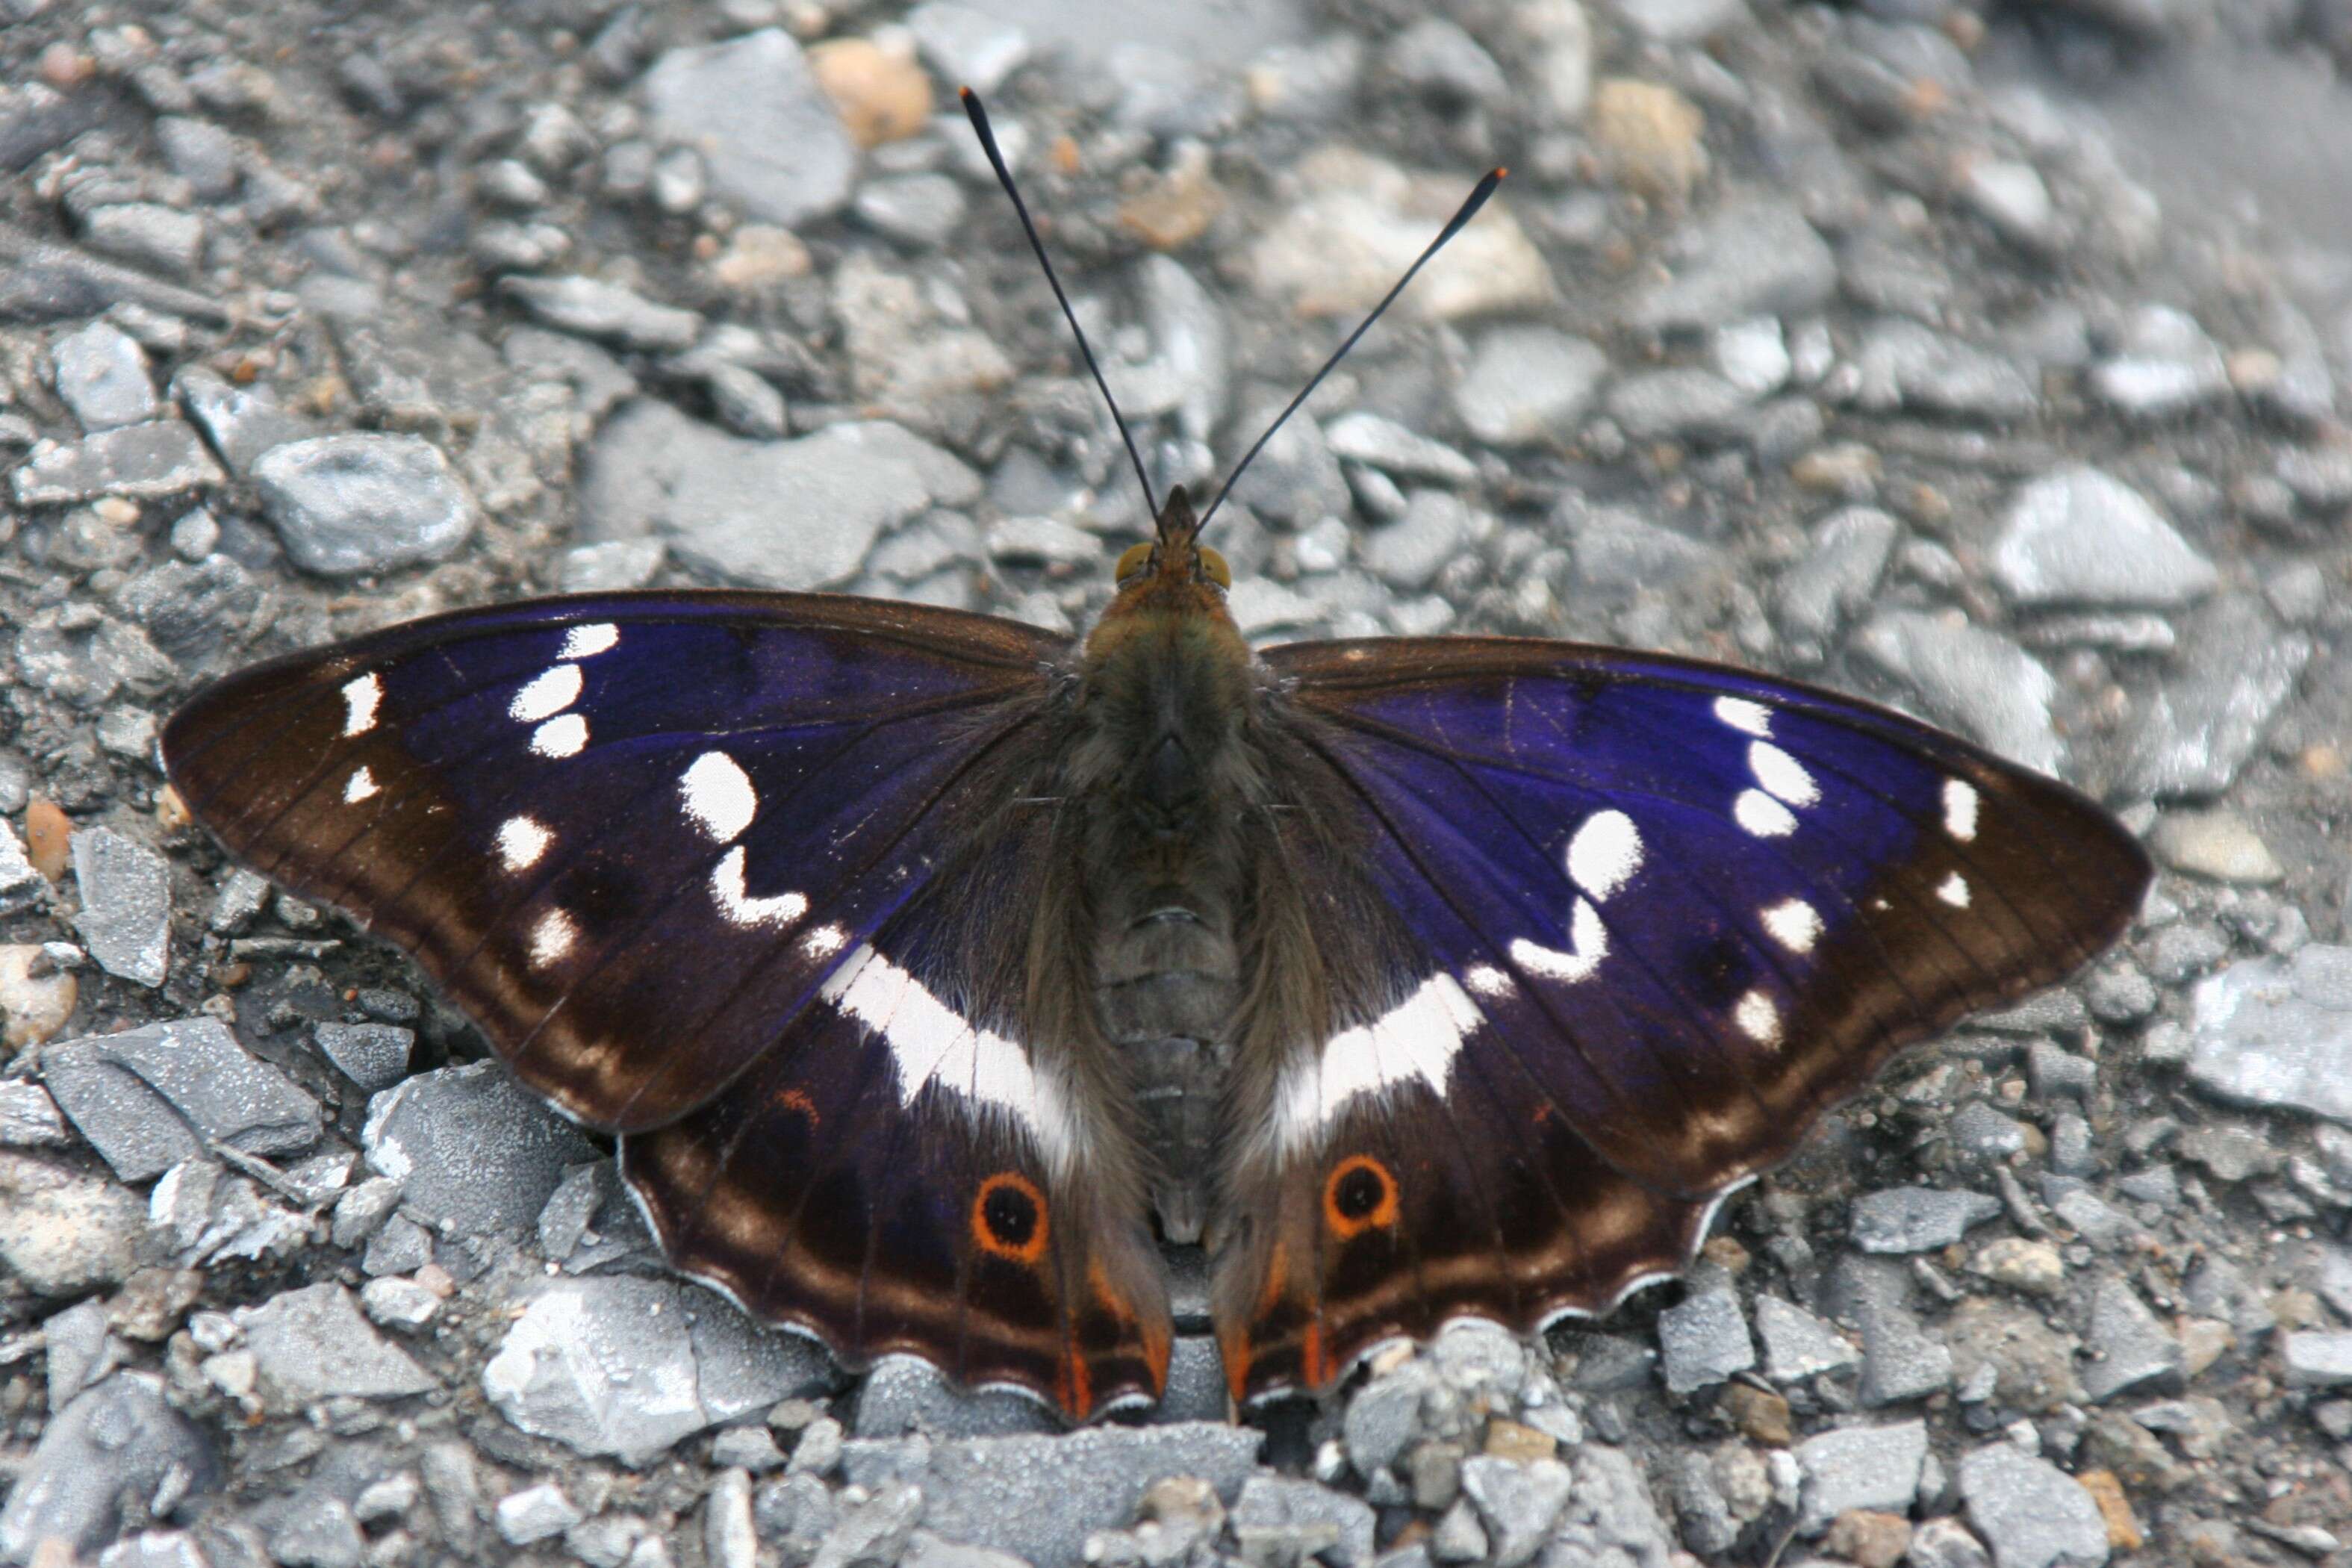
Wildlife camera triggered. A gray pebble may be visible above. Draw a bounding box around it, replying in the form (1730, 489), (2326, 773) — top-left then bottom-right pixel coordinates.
(643, 30), (855, 228)
(1232, 1475), (1376, 1568)
(852, 1354), (1055, 1439)
(1754, 1293), (1861, 1381)
(51, 320), (158, 430)
(584, 401), (979, 591)
(81, 204), (205, 276)
(154, 116), (240, 200)
(1852, 1186), (2002, 1253)
(1852, 610), (2062, 774)
(1994, 466), (2215, 608)
(13, 420), (224, 505)
(1961, 158), (2058, 251)
(1457, 1456), (1570, 1568)
(1631, 199), (1836, 332)
(1325, 412), (1478, 485)
(66, 827), (170, 987)
(2079, 1276), (2182, 1402)
(839, 1424), (1260, 1567)
(496, 1481), (583, 1546)
(363, 1060), (597, 1236)
(1452, 326), (1607, 447)
(234, 1283), (437, 1412)
(2188, 946), (2352, 1124)
(482, 1276), (833, 1466)
(1956, 1443), (2110, 1568)
(1832, 1257), (1953, 1407)
(2283, 1331), (2352, 1388)
(0, 1154), (146, 1295)
(252, 433), (479, 576)
(269, 1493), (366, 1568)
(906, 4), (1030, 94)
(2119, 594), (2311, 798)
(1365, 490), (1475, 591)
(312, 1021), (413, 1092)
(0, 1080), (71, 1148)
(856, 174), (968, 249)
(174, 365), (318, 475)
(1604, 368), (1754, 446)
(1657, 1288), (1755, 1393)
(711, 1425), (788, 1472)
(559, 538), (668, 593)
(2091, 304), (2230, 420)
(0, 1374), (220, 1564)
(1852, 319), (2040, 421)
(1793, 1418), (1926, 1531)
(1385, 18), (1509, 105)
(44, 1015), (321, 1182)
(358, 1275), (441, 1332)
(502, 275), (703, 352)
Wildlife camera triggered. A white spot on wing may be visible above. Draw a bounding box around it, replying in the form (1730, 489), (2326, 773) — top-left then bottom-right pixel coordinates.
(1714, 696), (1772, 736)
(342, 765), (378, 803)
(1463, 963), (1513, 999)
(511, 663), (583, 724)
(709, 846), (807, 929)
(529, 906), (578, 968)
(1735, 788), (1797, 838)
(1567, 809), (1643, 900)
(680, 751), (758, 844)
(1734, 989), (1782, 1047)
(340, 673), (382, 737)
(1275, 971), (1484, 1154)
(820, 942), (1076, 1170)
(1937, 871), (1970, 907)
(497, 815), (553, 872)
(1749, 741), (1820, 807)
(1761, 896), (1823, 955)
(560, 623), (620, 659)
(531, 714), (588, 758)
(1943, 778), (1979, 842)
(1511, 897), (1609, 983)
(800, 924), (847, 959)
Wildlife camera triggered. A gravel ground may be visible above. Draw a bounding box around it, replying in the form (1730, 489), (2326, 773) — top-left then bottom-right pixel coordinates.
(0, 0), (2350, 1564)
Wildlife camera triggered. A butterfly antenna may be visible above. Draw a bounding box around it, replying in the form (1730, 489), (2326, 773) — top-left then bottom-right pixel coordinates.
(961, 87), (1159, 519)
(1198, 167), (1505, 531)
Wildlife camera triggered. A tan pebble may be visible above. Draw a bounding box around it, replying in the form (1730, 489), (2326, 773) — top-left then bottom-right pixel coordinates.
(1590, 78), (1707, 203)
(24, 801), (70, 882)
(1968, 1236), (2067, 1295)
(2176, 1315), (2231, 1379)
(155, 784), (191, 832)
(0, 945), (78, 1051)
(1481, 1419), (1556, 1463)
(1791, 442), (1883, 494)
(2075, 1469), (2142, 1551)
(1119, 148), (1225, 252)
(1722, 1381), (1792, 1446)
(809, 37), (932, 149)
(1700, 1235), (1751, 1275)
(709, 224), (813, 293)
(1823, 1509), (1911, 1568)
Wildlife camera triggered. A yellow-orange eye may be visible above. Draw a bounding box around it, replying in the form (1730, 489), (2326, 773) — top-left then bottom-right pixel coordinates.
(1115, 541), (1153, 583)
(1198, 547), (1231, 588)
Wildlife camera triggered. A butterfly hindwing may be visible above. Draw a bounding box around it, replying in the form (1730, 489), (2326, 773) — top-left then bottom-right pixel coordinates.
(1218, 637), (2149, 1403)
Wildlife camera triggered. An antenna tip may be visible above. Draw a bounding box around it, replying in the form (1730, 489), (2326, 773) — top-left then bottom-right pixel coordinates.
(959, 84), (975, 102)
(1492, 167), (1509, 180)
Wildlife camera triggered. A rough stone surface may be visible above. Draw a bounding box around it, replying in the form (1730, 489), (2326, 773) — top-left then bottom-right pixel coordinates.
(1795, 1420), (1926, 1532)
(69, 827), (170, 987)
(43, 1017), (322, 1182)
(235, 1283), (438, 1412)
(1852, 610), (2062, 774)
(1956, 1445), (2111, 1568)
(362, 1061), (598, 1236)
(483, 1277), (833, 1466)
(2189, 948), (2352, 1124)
(643, 30), (856, 227)
(252, 433), (480, 576)
(1993, 467), (2216, 607)
(0, 1375), (220, 1564)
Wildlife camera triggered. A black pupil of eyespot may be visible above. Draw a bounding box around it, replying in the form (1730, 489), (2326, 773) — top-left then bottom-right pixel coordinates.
(984, 1183), (1036, 1245)
(1337, 1166), (1384, 1219)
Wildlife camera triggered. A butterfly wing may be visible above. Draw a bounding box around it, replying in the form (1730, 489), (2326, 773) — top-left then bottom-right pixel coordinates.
(164, 591), (1169, 1416)
(1218, 637), (2148, 1402)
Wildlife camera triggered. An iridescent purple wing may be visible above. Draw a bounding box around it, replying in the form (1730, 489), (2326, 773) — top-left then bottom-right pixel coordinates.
(1220, 637), (2147, 1402)
(165, 592), (1172, 1416)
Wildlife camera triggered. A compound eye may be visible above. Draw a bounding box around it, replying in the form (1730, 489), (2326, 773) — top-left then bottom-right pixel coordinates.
(1198, 547), (1231, 588)
(1116, 542), (1154, 583)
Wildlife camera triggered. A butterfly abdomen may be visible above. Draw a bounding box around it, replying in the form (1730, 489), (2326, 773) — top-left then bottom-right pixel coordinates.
(1068, 606), (1262, 1243)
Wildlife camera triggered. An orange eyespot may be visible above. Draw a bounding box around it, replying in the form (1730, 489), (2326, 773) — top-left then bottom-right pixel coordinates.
(1198, 547), (1231, 588)
(971, 1171), (1050, 1263)
(1115, 542), (1154, 583)
(1323, 1154), (1399, 1239)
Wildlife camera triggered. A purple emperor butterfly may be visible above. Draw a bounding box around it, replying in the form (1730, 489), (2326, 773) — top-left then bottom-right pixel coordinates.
(163, 92), (2148, 1419)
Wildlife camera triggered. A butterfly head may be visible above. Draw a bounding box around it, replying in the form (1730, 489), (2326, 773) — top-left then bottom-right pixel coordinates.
(1104, 482), (1232, 611)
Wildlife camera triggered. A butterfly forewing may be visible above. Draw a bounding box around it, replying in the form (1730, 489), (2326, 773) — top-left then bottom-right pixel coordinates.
(164, 592), (1064, 1130)
(1219, 638), (2148, 1404)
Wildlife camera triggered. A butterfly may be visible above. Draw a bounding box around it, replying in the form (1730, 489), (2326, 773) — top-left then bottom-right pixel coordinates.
(160, 92), (2150, 1421)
